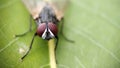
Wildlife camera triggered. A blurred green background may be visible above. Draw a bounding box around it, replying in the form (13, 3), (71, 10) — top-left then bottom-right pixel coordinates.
(0, 0), (120, 68)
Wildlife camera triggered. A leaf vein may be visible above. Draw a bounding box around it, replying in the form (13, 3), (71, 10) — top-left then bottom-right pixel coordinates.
(71, 28), (120, 63)
(0, 38), (19, 53)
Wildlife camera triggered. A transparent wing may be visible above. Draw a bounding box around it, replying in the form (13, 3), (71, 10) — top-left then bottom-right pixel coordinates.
(22, 0), (69, 20)
(48, 0), (70, 20)
(22, 0), (45, 19)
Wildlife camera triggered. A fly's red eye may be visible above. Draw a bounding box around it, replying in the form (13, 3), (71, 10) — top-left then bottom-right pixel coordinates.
(48, 22), (58, 36)
(37, 23), (46, 37)
(37, 22), (58, 37)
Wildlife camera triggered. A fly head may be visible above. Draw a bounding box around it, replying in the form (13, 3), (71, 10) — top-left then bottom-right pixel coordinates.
(37, 22), (58, 40)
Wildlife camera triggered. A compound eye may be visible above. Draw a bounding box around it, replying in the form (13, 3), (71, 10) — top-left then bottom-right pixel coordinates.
(36, 23), (46, 37)
(36, 22), (58, 40)
(48, 23), (58, 36)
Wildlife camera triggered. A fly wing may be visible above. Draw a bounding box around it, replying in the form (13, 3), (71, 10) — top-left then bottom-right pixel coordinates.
(47, 0), (70, 20)
(22, 0), (69, 20)
(22, 0), (46, 19)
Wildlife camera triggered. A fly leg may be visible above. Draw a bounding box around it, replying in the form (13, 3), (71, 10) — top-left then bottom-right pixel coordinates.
(15, 15), (36, 60)
(54, 18), (74, 64)
(55, 36), (59, 63)
(55, 36), (59, 51)
(60, 18), (74, 43)
(21, 33), (37, 60)
(15, 15), (33, 37)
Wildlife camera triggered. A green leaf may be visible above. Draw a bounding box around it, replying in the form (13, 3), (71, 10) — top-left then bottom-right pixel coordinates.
(57, 0), (120, 68)
(0, 0), (49, 68)
(0, 0), (120, 68)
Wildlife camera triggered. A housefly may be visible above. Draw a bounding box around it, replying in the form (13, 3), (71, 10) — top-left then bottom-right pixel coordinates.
(16, 0), (74, 60)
